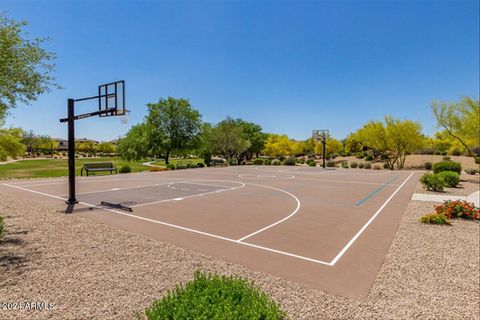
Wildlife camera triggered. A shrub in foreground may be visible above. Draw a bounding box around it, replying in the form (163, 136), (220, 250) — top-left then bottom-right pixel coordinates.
(283, 157), (296, 166)
(166, 163), (176, 170)
(358, 163), (365, 169)
(420, 173), (444, 192)
(253, 158), (264, 165)
(435, 200), (479, 220)
(119, 165), (131, 173)
(176, 164), (187, 170)
(433, 161), (461, 174)
(271, 159), (281, 166)
(350, 162), (358, 168)
(436, 171), (460, 187)
(197, 162), (205, 168)
(420, 213), (451, 225)
(145, 271), (286, 320)
(341, 162), (348, 168)
(308, 160), (316, 167)
(364, 162), (372, 169)
(297, 158), (305, 164)
(264, 159), (271, 165)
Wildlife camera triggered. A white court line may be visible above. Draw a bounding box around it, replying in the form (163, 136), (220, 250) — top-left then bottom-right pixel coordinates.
(131, 181), (245, 208)
(2, 182), (331, 266)
(62, 182), (172, 196)
(329, 172), (415, 265)
(236, 184), (301, 242)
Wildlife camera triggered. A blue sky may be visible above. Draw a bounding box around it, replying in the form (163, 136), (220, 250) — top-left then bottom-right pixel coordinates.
(2, 0), (479, 141)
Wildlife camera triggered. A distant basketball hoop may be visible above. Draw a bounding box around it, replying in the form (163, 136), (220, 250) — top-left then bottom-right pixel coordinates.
(312, 129), (329, 168)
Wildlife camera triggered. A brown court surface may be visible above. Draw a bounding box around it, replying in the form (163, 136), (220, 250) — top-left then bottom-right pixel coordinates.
(0, 166), (419, 299)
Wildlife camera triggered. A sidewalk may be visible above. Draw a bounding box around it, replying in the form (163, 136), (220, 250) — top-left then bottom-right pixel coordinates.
(412, 190), (479, 207)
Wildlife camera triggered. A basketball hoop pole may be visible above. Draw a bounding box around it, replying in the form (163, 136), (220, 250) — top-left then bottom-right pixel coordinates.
(312, 129), (328, 169)
(66, 98), (78, 205)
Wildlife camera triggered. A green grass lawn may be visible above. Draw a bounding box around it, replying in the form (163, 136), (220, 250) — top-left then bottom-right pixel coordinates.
(0, 157), (147, 179)
(152, 158), (205, 166)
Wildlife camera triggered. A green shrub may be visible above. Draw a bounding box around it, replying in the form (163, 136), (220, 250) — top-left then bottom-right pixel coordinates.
(326, 161), (336, 167)
(0, 215), (4, 239)
(475, 157), (480, 164)
(253, 158), (264, 165)
(119, 165), (131, 173)
(465, 168), (479, 175)
(341, 162), (348, 168)
(436, 171), (460, 187)
(297, 158), (305, 164)
(166, 163), (176, 170)
(176, 164), (187, 170)
(350, 162), (358, 168)
(358, 162), (365, 169)
(373, 165), (382, 170)
(433, 161), (461, 174)
(442, 156), (451, 161)
(383, 163), (390, 169)
(308, 161), (316, 167)
(424, 162), (433, 170)
(365, 154), (374, 161)
(271, 159), (281, 166)
(197, 162), (205, 168)
(420, 213), (451, 225)
(420, 173), (444, 192)
(364, 163), (372, 169)
(264, 159), (271, 165)
(145, 271), (286, 320)
(283, 157), (296, 166)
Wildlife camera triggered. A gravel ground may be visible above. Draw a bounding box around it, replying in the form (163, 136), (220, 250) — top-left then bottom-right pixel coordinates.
(415, 173), (479, 196)
(0, 192), (478, 319)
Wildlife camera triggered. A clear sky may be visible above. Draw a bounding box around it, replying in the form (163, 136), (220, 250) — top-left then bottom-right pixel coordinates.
(2, 0), (479, 141)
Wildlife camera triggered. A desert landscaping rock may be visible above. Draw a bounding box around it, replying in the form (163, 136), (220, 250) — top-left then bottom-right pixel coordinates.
(0, 190), (478, 319)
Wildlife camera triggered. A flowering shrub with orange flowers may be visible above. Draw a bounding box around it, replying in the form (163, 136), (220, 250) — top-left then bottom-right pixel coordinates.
(434, 200), (480, 221)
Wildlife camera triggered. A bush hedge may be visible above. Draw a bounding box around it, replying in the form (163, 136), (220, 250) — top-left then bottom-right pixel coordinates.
(176, 164), (187, 170)
(358, 163), (365, 169)
(264, 159), (271, 165)
(167, 163), (176, 170)
(420, 173), (444, 192)
(308, 160), (316, 167)
(350, 162), (358, 168)
(197, 162), (205, 168)
(271, 159), (281, 166)
(145, 271), (286, 320)
(253, 158), (264, 165)
(283, 157), (296, 166)
(436, 171), (460, 187)
(119, 165), (131, 173)
(364, 163), (372, 169)
(341, 162), (348, 168)
(433, 161), (461, 174)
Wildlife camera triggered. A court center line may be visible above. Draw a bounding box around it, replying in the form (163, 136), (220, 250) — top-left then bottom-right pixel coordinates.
(329, 172), (415, 266)
(2, 182), (332, 266)
(355, 175), (399, 206)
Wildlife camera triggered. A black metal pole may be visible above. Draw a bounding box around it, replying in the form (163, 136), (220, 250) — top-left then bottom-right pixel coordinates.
(322, 140), (326, 169)
(67, 98), (78, 205)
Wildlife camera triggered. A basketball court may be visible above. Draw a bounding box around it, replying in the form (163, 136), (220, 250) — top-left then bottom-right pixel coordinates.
(1, 166), (419, 299)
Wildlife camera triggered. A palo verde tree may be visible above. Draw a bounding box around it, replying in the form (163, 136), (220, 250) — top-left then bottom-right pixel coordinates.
(353, 116), (424, 169)
(0, 14), (59, 124)
(146, 97), (202, 164)
(432, 97), (480, 160)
